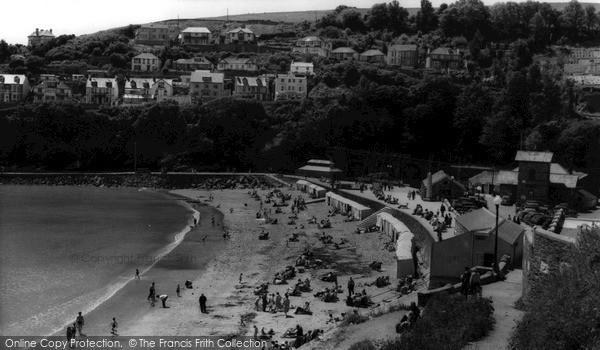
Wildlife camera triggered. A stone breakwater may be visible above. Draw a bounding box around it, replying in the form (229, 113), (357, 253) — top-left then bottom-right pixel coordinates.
(0, 173), (282, 189)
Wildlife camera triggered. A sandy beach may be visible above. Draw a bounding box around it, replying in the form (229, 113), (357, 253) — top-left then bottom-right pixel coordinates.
(95, 187), (408, 348)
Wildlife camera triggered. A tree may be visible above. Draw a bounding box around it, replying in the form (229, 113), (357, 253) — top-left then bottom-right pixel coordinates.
(341, 9), (366, 32)
(366, 3), (390, 31)
(439, 0), (491, 40)
(388, 1), (410, 34)
(453, 82), (492, 160)
(416, 0), (438, 33)
(560, 0), (586, 41)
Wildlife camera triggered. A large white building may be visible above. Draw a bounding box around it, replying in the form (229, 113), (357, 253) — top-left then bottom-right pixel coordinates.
(131, 53), (161, 72)
(290, 62), (314, 76)
(85, 77), (118, 105)
(274, 74), (307, 101)
(0, 74), (30, 102)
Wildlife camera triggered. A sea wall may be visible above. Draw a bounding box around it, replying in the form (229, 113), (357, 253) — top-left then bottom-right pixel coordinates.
(0, 172), (281, 189)
(522, 226), (576, 305)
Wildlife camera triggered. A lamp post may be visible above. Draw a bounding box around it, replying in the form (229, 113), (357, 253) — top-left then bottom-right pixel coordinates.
(493, 195), (502, 274)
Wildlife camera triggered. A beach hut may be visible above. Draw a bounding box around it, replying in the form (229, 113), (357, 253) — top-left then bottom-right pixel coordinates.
(326, 192), (372, 220)
(396, 230), (415, 278)
(296, 179), (309, 192)
(376, 212), (411, 241)
(307, 183), (327, 198)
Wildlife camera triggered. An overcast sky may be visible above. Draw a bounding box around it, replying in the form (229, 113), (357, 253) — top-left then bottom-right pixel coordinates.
(1, 0), (581, 45)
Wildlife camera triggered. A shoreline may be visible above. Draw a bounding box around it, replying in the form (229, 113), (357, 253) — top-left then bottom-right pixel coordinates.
(48, 190), (227, 338)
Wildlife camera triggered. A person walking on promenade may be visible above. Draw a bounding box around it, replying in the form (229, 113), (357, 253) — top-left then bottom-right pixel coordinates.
(199, 293), (208, 313)
(239, 273), (243, 285)
(176, 284), (181, 297)
(76, 311), (84, 336)
(347, 277), (355, 296)
(135, 268), (140, 280)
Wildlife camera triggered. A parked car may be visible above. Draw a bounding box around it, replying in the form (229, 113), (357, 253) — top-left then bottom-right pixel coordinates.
(501, 195), (514, 206)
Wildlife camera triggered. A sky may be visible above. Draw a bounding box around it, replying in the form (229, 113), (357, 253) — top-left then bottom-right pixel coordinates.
(0, 0), (588, 45)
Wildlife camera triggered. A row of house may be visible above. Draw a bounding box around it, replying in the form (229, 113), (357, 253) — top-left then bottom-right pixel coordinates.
(135, 25), (257, 47)
(133, 52), (316, 76)
(293, 36), (462, 71)
(187, 69), (308, 102)
(1, 56), (311, 104)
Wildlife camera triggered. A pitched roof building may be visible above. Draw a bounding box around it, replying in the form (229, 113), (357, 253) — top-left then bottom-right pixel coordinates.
(131, 53), (161, 72)
(217, 57), (258, 71)
(233, 76), (270, 101)
(28, 28), (55, 46)
(180, 27), (212, 46)
(387, 44), (418, 69)
(33, 80), (72, 103)
(226, 27), (255, 44)
(189, 70), (228, 101)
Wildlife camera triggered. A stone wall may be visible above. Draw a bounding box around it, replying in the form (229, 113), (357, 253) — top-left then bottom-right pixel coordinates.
(522, 226), (576, 304)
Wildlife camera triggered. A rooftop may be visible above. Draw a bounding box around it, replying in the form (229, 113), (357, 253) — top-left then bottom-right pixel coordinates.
(190, 70), (224, 84)
(430, 47), (459, 55)
(228, 27), (254, 34)
(219, 57), (255, 64)
(360, 49), (385, 56)
(291, 62), (314, 67)
(29, 29), (54, 37)
(298, 36), (321, 42)
(235, 76), (267, 87)
(141, 24), (168, 29)
(455, 208), (525, 244)
(515, 151), (554, 163)
(133, 53), (159, 59)
(182, 27), (211, 34)
(0, 74), (27, 85)
(331, 47), (357, 54)
(389, 44), (418, 51)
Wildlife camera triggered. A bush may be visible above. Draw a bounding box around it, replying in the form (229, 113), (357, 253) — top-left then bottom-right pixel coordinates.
(348, 339), (377, 350)
(380, 294), (494, 350)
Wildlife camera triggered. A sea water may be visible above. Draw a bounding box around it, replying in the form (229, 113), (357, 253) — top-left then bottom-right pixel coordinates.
(0, 185), (194, 336)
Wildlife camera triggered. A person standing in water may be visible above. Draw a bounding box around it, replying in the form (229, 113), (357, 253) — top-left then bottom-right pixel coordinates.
(135, 269), (140, 279)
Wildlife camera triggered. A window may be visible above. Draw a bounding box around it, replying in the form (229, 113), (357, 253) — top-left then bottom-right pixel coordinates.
(280, 79), (284, 83)
(205, 84), (209, 89)
(213, 84), (217, 89)
(280, 86), (284, 91)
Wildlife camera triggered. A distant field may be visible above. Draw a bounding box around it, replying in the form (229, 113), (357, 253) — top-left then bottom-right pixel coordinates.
(98, 2), (600, 37)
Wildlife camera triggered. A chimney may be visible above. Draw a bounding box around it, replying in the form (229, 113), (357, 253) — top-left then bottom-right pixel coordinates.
(36, 28), (39, 36)
(50, 29), (52, 33)
(425, 172), (433, 201)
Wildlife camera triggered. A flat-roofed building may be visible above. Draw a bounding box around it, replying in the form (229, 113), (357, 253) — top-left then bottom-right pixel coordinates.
(274, 74), (306, 101)
(135, 24), (170, 46)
